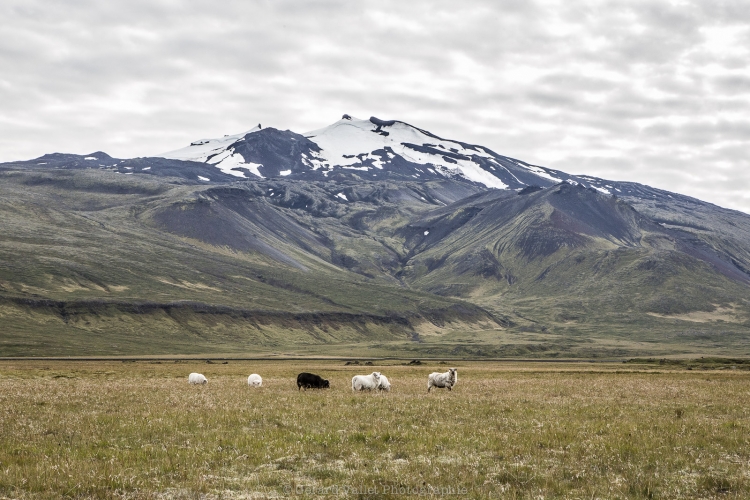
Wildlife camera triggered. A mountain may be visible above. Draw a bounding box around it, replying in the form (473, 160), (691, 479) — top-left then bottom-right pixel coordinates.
(1, 116), (749, 358)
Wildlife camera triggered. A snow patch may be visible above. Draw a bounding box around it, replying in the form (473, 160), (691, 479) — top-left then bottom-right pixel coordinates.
(142, 166), (151, 171)
(335, 192), (348, 201)
(84, 157), (97, 160)
(424, 230), (429, 236)
(490, 161), (523, 185)
(519, 163), (562, 183)
(303, 117), (507, 189)
(212, 152), (258, 178)
(198, 176), (210, 182)
(279, 170), (292, 176)
(206, 149), (232, 165)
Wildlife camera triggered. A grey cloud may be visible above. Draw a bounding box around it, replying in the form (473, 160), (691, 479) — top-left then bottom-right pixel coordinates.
(640, 120), (750, 145)
(552, 2), (702, 67)
(712, 75), (750, 93)
(524, 89), (582, 108)
(694, 0), (750, 24)
(646, 73), (707, 98)
(536, 73), (619, 93)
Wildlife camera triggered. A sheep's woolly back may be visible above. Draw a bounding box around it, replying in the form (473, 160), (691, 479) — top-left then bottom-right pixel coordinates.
(427, 368), (457, 391)
(352, 371), (382, 391)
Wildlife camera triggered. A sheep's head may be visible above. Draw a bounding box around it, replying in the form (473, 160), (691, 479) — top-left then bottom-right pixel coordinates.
(449, 368), (457, 380)
(372, 372), (381, 381)
(323, 380), (330, 388)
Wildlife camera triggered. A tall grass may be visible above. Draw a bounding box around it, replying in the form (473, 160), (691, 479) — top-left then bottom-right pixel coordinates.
(0, 361), (748, 498)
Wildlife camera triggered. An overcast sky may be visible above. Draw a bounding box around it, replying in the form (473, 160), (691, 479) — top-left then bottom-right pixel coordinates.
(2, 0), (750, 212)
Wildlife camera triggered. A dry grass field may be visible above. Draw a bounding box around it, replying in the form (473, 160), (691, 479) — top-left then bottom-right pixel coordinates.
(0, 360), (748, 499)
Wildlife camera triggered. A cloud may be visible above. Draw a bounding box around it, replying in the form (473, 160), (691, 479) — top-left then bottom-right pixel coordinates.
(1, 0), (749, 213)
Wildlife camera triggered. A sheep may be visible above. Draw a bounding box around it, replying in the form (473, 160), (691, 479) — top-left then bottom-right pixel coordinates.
(188, 372), (207, 385)
(351, 371), (381, 391)
(427, 368), (457, 392)
(377, 374), (391, 392)
(247, 374), (262, 387)
(297, 372), (330, 390)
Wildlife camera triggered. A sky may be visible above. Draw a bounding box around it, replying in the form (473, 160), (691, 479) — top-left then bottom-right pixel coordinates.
(2, 0), (750, 213)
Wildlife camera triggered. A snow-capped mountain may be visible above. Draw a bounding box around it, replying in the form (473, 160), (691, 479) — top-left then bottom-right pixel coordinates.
(157, 115), (599, 191)
(4, 112), (750, 359)
(2, 115), (723, 206)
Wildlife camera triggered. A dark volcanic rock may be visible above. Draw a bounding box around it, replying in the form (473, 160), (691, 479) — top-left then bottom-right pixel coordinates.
(226, 128), (322, 178)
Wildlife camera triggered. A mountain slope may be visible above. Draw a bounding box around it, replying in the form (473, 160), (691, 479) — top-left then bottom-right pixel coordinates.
(0, 152), (243, 183)
(400, 182), (750, 308)
(2, 116), (750, 357)
(0, 169), (501, 356)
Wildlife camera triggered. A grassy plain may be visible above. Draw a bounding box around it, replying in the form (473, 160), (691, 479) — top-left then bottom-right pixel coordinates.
(0, 360), (749, 499)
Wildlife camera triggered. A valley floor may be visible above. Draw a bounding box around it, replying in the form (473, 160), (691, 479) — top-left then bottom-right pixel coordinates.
(0, 360), (748, 499)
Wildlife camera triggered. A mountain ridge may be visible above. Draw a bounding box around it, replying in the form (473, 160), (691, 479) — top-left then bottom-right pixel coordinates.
(157, 115), (594, 189)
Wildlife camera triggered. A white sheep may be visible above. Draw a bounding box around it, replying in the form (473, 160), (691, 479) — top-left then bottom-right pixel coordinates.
(247, 374), (262, 387)
(352, 371), (381, 391)
(377, 374), (391, 392)
(427, 368), (457, 392)
(188, 372), (207, 385)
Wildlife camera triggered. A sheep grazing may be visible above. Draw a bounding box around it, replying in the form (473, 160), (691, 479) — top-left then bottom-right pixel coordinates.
(377, 374), (391, 392)
(427, 368), (457, 392)
(247, 374), (262, 387)
(188, 373), (207, 385)
(297, 372), (330, 390)
(352, 371), (381, 391)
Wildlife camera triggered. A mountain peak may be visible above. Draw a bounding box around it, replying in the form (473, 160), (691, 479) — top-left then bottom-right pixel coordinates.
(151, 116), (589, 190)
